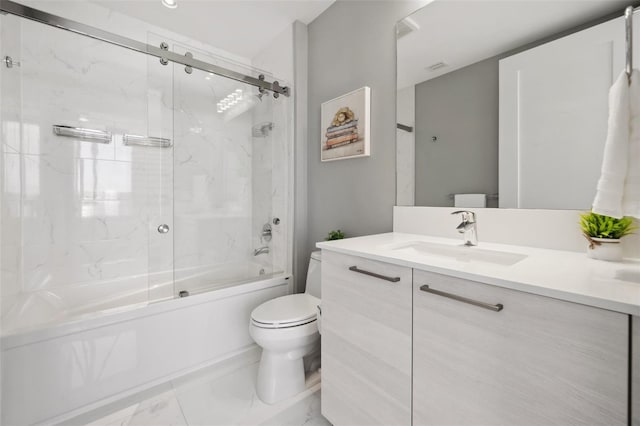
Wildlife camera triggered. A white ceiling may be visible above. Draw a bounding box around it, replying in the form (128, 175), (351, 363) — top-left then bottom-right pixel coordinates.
(93, 0), (335, 58)
(398, 0), (635, 89)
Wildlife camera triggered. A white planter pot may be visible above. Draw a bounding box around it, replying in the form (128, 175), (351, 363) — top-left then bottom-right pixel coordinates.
(586, 237), (623, 262)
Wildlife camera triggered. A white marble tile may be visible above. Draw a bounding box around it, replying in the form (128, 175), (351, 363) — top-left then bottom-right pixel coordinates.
(1, 15), (23, 155)
(85, 404), (140, 426)
(259, 391), (330, 426)
(175, 362), (326, 426)
(83, 391), (189, 426)
(127, 391), (188, 426)
(77, 351), (323, 426)
(176, 363), (265, 426)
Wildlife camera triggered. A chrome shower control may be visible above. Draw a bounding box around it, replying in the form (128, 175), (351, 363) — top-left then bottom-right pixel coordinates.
(157, 224), (170, 234)
(272, 218), (280, 225)
(262, 223), (272, 242)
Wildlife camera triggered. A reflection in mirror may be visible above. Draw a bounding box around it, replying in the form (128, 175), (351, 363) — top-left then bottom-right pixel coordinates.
(396, 0), (639, 209)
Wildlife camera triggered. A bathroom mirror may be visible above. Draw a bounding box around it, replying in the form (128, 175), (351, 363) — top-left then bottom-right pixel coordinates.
(396, 0), (638, 209)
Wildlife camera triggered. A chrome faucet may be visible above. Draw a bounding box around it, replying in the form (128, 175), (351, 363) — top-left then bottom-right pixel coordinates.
(452, 210), (478, 246)
(254, 246), (270, 256)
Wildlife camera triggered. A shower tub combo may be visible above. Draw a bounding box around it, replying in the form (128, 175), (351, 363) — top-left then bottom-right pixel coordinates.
(0, 1), (294, 424)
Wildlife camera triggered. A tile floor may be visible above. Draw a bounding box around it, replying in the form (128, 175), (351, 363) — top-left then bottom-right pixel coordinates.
(63, 353), (330, 426)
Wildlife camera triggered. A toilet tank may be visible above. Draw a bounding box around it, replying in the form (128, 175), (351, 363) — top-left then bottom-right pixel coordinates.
(305, 250), (322, 298)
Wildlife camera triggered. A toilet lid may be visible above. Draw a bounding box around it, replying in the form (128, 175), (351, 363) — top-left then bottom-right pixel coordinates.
(251, 294), (320, 328)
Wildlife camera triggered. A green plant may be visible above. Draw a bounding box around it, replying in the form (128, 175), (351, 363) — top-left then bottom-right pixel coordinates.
(580, 212), (636, 240)
(326, 229), (345, 241)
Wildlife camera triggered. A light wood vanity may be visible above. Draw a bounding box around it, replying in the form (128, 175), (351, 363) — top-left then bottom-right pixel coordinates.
(318, 234), (638, 426)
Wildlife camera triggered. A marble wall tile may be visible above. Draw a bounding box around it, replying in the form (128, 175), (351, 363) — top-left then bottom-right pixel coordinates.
(172, 52), (261, 294)
(251, 29), (295, 280)
(1, 14), (22, 154)
(1, 152), (22, 316)
(0, 17), (168, 332)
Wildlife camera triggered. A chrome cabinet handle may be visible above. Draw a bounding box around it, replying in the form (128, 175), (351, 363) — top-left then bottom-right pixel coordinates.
(420, 285), (503, 312)
(349, 266), (400, 283)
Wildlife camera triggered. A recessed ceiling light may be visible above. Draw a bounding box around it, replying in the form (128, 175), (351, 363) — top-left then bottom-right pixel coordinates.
(162, 0), (177, 9)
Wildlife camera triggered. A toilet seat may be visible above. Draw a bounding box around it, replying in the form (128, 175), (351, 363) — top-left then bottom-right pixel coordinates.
(251, 294), (320, 329)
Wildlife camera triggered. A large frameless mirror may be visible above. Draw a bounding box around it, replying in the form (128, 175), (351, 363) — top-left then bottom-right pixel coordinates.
(396, 0), (639, 209)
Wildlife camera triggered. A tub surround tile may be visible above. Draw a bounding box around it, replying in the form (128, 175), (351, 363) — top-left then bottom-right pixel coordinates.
(1, 15), (23, 155)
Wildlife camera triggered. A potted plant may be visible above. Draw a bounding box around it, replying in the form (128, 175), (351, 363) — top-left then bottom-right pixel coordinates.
(325, 229), (345, 241)
(580, 212), (636, 261)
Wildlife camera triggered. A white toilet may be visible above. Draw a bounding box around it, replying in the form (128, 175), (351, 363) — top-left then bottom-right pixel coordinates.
(249, 250), (322, 404)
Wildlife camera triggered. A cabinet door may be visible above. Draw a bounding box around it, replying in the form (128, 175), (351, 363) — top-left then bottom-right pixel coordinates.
(413, 270), (628, 426)
(321, 251), (412, 426)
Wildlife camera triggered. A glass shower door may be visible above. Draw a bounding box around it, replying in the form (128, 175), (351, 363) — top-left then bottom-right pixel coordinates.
(0, 14), (174, 333)
(172, 45), (278, 296)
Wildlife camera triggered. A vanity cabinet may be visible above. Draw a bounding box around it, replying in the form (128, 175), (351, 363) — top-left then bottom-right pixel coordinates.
(413, 269), (628, 426)
(320, 250), (632, 426)
(320, 251), (412, 426)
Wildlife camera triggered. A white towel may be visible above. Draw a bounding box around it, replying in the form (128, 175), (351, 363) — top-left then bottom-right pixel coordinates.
(622, 70), (640, 217)
(593, 70), (640, 219)
(454, 193), (486, 208)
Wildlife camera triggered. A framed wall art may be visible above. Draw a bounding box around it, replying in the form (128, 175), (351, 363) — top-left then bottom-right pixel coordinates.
(320, 86), (370, 161)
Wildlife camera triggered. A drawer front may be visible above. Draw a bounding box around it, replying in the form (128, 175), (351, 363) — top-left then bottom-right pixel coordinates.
(413, 269), (628, 426)
(321, 250), (412, 426)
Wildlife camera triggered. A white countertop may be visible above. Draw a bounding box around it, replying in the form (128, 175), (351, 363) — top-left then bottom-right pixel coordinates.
(317, 232), (640, 316)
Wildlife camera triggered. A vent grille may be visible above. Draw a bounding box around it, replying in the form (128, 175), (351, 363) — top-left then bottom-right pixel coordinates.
(426, 62), (448, 72)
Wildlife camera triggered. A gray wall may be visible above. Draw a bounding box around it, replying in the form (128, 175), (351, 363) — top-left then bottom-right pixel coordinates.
(306, 1), (423, 270)
(293, 21), (309, 293)
(414, 57), (499, 207)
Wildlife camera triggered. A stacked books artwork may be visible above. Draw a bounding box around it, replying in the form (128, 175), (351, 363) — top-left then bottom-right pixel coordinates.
(324, 107), (359, 150)
(320, 86), (370, 161)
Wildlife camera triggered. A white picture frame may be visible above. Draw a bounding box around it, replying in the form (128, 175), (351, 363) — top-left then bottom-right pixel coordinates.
(320, 86), (371, 162)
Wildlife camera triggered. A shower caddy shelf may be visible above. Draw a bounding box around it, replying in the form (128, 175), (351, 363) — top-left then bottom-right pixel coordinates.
(52, 125), (112, 144)
(53, 125), (172, 148)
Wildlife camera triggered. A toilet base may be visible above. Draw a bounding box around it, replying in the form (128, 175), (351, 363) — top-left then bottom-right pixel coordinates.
(256, 350), (306, 404)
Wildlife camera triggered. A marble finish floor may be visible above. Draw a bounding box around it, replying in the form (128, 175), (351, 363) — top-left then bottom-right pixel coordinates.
(64, 355), (330, 426)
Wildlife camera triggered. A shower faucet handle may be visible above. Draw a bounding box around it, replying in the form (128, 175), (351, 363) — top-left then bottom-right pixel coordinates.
(157, 224), (170, 234)
(261, 223), (272, 242)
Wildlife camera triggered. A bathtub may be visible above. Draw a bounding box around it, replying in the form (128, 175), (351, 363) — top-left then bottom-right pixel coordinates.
(1, 274), (291, 425)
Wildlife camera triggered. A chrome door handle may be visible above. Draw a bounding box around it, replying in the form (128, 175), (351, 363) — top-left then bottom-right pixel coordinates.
(420, 285), (503, 312)
(349, 266), (400, 283)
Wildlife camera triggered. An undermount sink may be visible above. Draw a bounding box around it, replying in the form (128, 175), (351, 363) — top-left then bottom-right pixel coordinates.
(387, 241), (527, 266)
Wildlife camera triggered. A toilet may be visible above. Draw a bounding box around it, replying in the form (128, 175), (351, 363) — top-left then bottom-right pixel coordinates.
(249, 250), (322, 404)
